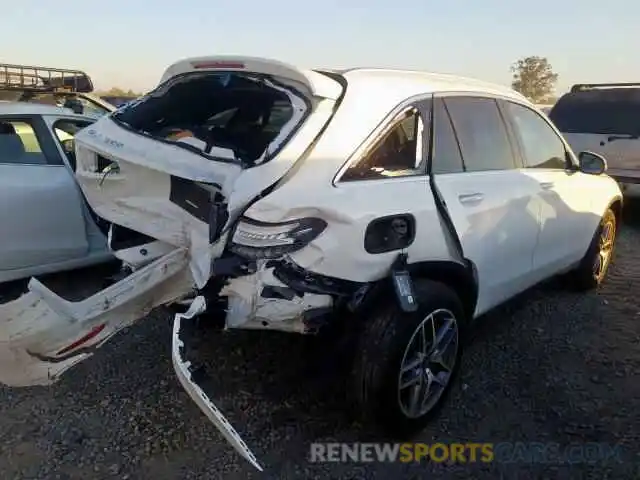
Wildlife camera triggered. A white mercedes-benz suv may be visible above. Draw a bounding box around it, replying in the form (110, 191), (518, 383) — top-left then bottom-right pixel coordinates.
(0, 56), (622, 471)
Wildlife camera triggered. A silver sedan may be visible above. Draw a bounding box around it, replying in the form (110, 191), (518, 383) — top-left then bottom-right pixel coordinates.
(0, 102), (113, 284)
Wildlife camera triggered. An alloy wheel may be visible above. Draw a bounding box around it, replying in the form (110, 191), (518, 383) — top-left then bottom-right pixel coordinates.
(397, 308), (459, 419)
(593, 216), (616, 280)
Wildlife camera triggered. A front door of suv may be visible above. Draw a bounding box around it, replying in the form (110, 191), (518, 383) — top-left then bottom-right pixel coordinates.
(431, 95), (542, 316)
(500, 100), (603, 277)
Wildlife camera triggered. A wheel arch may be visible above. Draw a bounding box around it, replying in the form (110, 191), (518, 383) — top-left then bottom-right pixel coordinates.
(407, 259), (478, 321)
(350, 259), (478, 322)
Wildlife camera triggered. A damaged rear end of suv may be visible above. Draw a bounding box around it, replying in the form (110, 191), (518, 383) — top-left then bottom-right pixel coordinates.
(0, 57), (479, 471)
(0, 56), (353, 468)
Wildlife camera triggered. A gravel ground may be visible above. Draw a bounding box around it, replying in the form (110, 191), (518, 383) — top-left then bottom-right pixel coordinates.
(2, 200), (640, 480)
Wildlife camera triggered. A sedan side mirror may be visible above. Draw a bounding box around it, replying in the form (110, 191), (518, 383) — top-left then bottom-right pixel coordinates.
(578, 151), (607, 175)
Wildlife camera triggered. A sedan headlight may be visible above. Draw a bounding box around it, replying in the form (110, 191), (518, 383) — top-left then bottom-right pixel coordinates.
(230, 216), (327, 259)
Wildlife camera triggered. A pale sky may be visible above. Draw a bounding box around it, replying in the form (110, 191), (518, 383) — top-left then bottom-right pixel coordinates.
(2, 0), (638, 95)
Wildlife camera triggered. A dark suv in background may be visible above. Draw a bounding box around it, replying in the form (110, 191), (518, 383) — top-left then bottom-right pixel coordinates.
(549, 82), (640, 187)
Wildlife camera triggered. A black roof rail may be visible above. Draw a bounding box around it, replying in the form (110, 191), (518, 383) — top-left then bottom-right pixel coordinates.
(570, 82), (640, 93)
(0, 63), (94, 93)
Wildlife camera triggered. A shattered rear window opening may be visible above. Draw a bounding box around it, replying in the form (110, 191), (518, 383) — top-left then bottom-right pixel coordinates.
(111, 72), (306, 167)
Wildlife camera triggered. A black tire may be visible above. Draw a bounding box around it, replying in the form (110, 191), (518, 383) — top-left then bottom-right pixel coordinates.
(568, 208), (617, 291)
(350, 279), (467, 437)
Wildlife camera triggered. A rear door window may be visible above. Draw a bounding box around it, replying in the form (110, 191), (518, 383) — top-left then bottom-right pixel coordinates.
(444, 96), (517, 172)
(431, 98), (464, 174)
(549, 88), (640, 135)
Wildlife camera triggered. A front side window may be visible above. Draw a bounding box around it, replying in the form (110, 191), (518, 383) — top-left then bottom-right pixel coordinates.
(112, 72), (305, 168)
(444, 97), (516, 172)
(0, 119), (47, 165)
(341, 108), (424, 181)
(505, 102), (567, 169)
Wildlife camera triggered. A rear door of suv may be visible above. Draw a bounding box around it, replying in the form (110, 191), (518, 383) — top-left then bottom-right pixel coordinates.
(548, 86), (640, 183)
(430, 94), (542, 316)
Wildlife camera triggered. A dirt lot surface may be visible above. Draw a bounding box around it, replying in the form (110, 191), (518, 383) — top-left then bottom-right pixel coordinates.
(1, 199), (639, 479)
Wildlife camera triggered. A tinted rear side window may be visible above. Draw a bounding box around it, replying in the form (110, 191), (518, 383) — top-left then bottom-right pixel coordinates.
(549, 88), (640, 135)
(444, 96), (516, 172)
(431, 98), (464, 174)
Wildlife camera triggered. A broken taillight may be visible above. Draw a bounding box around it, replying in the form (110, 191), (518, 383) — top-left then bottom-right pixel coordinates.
(229, 216), (327, 260)
(56, 323), (107, 356)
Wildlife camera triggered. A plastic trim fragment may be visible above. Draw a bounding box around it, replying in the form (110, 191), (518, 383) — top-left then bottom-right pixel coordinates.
(171, 296), (263, 471)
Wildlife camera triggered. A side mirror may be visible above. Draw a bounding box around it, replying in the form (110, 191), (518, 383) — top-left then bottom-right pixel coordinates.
(578, 151), (607, 175)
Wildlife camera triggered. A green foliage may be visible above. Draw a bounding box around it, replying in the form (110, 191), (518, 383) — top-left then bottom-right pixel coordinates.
(511, 56), (559, 103)
(95, 87), (142, 98)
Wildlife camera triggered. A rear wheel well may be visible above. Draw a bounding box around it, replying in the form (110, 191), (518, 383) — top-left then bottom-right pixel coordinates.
(350, 260), (478, 322)
(407, 261), (478, 321)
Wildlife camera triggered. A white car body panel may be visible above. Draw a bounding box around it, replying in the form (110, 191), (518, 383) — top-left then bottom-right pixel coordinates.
(247, 177), (456, 282)
(171, 295), (263, 471)
(110, 236), (176, 269)
(72, 95), (337, 286)
(0, 247), (192, 386)
(525, 168), (618, 278)
(0, 58), (624, 470)
(434, 170), (542, 316)
(225, 175), (456, 332)
(159, 55), (343, 100)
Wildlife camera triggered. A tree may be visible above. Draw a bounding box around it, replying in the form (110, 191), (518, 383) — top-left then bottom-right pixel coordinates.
(510, 56), (558, 103)
(95, 86), (142, 98)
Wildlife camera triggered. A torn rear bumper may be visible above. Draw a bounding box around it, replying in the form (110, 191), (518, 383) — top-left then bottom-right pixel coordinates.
(172, 296), (263, 471)
(0, 247), (194, 386)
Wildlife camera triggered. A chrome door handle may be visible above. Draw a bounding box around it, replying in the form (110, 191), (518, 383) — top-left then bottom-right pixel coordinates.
(458, 192), (484, 204)
(540, 182), (554, 190)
